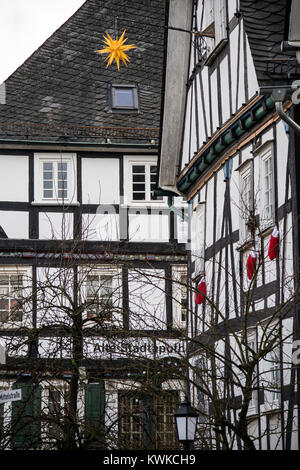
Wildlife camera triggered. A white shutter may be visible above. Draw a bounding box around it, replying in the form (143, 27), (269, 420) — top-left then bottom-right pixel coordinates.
(214, 0), (227, 46)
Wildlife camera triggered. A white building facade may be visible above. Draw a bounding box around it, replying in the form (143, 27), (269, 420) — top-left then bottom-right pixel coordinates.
(159, 0), (300, 450)
(0, 0), (190, 450)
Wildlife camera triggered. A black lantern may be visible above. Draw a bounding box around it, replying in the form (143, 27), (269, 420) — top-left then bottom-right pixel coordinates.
(174, 397), (198, 450)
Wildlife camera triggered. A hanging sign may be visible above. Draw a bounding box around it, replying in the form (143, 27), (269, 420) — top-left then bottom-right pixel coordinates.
(84, 337), (186, 360)
(0, 389), (22, 404)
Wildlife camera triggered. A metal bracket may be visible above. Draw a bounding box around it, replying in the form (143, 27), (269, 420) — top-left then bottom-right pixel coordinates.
(259, 85), (300, 135)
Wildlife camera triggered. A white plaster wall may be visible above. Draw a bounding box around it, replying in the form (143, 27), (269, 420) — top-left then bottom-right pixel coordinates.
(190, 85), (198, 157)
(128, 269), (166, 330)
(39, 212), (73, 239)
(220, 55), (231, 123)
(211, 68), (219, 133)
(82, 158), (120, 205)
(82, 212), (119, 241)
(201, 67), (211, 135)
(36, 267), (74, 329)
(0, 211), (28, 238)
(230, 25), (239, 114)
(128, 212), (169, 242)
(0, 155), (28, 202)
(215, 170), (226, 241)
(276, 120), (289, 209)
(205, 178), (215, 250)
(245, 35), (259, 98)
(196, 74), (207, 150)
(237, 22), (246, 109)
(230, 153), (242, 232)
(38, 338), (72, 358)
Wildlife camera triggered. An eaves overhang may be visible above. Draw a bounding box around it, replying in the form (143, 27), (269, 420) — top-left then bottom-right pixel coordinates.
(0, 138), (158, 153)
(177, 94), (275, 195)
(159, 0), (194, 191)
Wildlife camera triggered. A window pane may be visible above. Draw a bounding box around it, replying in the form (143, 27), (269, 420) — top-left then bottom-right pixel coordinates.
(115, 88), (134, 107)
(0, 274), (23, 322)
(43, 162), (53, 171)
(0, 299), (8, 309)
(133, 184), (146, 192)
(57, 162), (67, 172)
(43, 180), (52, 189)
(133, 174), (145, 182)
(58, 180), (68, 190)
(0, 276), (9, 285)
(44, 190), (53, 198)
(0, 311), (9, 322)
(43, 162), (54, 199)
(132, 193), (146, 200)
(57, 172), (67, 180)
(57, 162), (68, 199)
(132, 165), (145, 174)
(58, 190), (67, 199)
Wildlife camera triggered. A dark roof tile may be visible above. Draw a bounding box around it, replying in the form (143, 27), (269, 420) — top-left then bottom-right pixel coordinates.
(0, 0), (166, 143)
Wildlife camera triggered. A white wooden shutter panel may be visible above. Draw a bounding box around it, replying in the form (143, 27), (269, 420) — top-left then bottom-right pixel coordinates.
(214, 0), (227, 46)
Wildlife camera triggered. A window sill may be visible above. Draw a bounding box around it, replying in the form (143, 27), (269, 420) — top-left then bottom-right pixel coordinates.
(122, 200), (168, 209)
(204, 39), (228, 67)
(32, 201), (80, 207)
(258, 222), (275, 237)
(247, 405), (258, 417)
(236, 238), (255, 252)
(263, 400), (281, 413)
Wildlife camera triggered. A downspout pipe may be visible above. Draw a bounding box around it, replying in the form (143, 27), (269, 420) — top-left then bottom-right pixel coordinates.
(167, 196), (189, 222)
(275, 101), (300, 135)
(259, 86), (300, 135)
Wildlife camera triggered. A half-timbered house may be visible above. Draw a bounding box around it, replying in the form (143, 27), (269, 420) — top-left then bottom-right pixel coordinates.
(0, 0), (189, 450)
(159, 0), (300, 450)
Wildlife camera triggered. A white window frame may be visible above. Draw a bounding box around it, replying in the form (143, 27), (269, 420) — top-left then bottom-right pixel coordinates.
(34, 153), (78, 205)
(259, 144), (275, 231)
(41, 381), (69, 445)
(265, 348), (281, 408)
(239, 162), (254, 242)
(246, 333), (258, 415)
(191, 203), (206, 277)
(80, 266), (122, 327)
(0, 266), (32, 329)
(110, 84), (139, 111)
(172, 266), (188, 330)
(123, 156), (167, 206)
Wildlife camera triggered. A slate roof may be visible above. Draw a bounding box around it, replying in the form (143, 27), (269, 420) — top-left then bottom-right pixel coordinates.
(0, 0), (167, 143)
(241, 0), (300, 86)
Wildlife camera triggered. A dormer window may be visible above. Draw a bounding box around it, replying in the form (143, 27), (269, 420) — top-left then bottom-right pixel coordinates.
(110, 85), (138, 111)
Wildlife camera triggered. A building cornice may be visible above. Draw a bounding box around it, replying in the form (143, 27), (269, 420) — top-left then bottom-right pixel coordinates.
(177, 95), (277, 196)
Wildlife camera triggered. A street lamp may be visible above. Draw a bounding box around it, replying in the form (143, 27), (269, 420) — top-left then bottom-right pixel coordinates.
(174, 396), (198, 450)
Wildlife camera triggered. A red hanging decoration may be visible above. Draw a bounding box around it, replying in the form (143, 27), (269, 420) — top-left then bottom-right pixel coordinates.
(195, 277), (206, 305)
(246, 249), (257, 280)
(268, 225), (279, 260)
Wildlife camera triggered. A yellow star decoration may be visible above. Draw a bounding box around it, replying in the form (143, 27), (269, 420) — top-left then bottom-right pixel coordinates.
(95, 29), (137, 70)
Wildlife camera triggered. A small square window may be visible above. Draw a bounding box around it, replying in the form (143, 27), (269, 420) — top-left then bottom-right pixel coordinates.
(110, 85), (138, 111)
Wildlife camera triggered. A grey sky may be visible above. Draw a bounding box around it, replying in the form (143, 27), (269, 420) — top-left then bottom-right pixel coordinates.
(0, 0), (86, 83)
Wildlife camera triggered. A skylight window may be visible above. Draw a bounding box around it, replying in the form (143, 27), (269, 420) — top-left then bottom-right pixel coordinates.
(110, 85), (138, 111)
